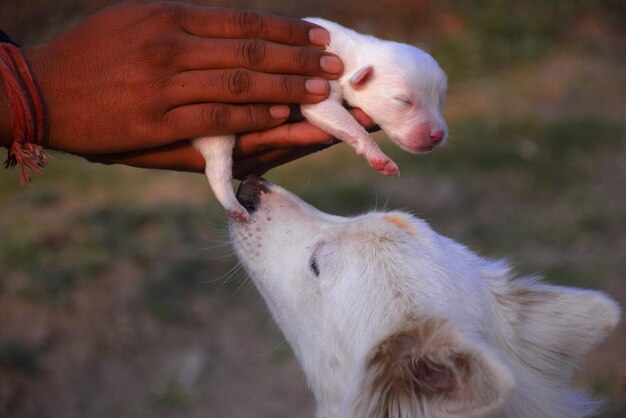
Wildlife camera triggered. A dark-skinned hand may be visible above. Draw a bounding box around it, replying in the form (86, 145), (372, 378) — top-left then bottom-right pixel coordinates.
(0, 1), (378, 177)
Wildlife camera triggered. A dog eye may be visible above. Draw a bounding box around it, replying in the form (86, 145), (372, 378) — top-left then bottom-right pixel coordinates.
(393, 95), (412, 106)
(310, 256), (320, 276)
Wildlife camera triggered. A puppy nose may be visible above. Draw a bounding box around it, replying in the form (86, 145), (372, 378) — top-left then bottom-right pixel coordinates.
(236, 176), (269, 214)
(429, 129), (445, 143)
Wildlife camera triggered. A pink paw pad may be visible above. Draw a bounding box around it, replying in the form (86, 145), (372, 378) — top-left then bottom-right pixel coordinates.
(369, 157), (399, 176)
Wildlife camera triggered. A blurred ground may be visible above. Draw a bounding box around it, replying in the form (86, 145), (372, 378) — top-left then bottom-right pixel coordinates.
(1, 1), (626, 417)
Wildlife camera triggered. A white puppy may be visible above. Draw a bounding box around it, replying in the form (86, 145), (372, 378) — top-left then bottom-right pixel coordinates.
(194, 18), (447, 221)
(229, 176), (621, 418)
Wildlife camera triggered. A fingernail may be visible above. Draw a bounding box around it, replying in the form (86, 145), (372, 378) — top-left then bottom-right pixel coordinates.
(320, 55), (343, 74)
(269, 105), (290, 119)
(309, 28), (330, 46)
(305, 79), (328, 95)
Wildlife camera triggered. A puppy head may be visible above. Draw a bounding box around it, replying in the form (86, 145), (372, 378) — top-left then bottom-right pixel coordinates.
(343, 43), (448, 154)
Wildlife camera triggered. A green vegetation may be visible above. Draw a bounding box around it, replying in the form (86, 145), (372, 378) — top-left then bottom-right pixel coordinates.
(433, 0), (626, 78)
(148, 383), (191, 410)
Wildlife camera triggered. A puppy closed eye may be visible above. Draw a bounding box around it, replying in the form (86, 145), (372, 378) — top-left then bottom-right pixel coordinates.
(393, 95), (413, 107)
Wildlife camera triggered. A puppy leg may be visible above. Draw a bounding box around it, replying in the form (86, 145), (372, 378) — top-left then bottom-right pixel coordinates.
(302, 84), (398, 176)
(192, 135), (249, 221)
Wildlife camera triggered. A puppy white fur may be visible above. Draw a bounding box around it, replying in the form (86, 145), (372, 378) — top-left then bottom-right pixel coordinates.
(194, 18), (447, 220)
(229, 177), (621, 418)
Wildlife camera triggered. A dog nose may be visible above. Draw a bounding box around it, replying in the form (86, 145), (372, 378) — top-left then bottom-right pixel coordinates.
(429, 129), (445, 143)
(236, 176), (269, 214)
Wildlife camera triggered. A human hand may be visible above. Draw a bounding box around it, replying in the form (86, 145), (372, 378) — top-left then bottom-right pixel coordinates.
(84, 108), (378, 180)
(19, 1), (343, 154)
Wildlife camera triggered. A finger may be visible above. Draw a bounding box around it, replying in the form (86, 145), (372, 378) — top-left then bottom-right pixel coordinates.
(345, 108), (377, 130)
(234, 108), (377, 157)
(168, 69), (329, 105)
(177, 6), (330, 47)
(234, 121), (336, 157)
(83, 141), (205, 173)
(178, 37), (343, 77)
(233, 143), (335, 180)
(162, 103), (290, 140)
(83, 140), (335, 179)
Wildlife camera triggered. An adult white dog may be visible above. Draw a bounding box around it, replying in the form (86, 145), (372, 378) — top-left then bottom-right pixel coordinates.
(229, 176), (620, 418)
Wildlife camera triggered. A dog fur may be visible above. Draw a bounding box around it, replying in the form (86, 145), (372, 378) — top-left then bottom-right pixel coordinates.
(229, 178), (621, 418)
(193, 18), (447, 220)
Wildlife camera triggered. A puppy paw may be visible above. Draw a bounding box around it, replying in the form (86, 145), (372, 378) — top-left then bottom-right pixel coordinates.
(369, 156), (399, 176)
(226, 205), (250, 222)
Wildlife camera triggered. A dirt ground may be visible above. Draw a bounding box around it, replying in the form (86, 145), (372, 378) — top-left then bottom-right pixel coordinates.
(1, 1), (625, 417)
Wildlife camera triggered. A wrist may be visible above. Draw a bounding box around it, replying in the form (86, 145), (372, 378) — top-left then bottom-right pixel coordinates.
(0, 43), (53, 148)
(23, 44), (55, 149)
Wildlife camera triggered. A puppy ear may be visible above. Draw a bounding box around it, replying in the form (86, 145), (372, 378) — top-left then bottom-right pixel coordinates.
(348, 65), (374, 88)
(348, 318), (515, 418)
(499, 281), (620, 375)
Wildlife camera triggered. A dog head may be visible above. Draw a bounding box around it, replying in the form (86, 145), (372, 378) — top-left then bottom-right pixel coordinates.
(342, 43), (448, 154)
(229, 177), (620, 418)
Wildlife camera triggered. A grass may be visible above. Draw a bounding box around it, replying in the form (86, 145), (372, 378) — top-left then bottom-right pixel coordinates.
(432, 0), (626, 79)
(0, 202), (237, 316)
(148, 383), (191, 411)
(393, 115), (624, 178)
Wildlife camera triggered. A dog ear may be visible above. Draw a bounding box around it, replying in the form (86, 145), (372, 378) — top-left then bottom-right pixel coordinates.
(499, 281), (620, 374)
(348, 318), (515, 418)
(348, 65), (374, 88)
